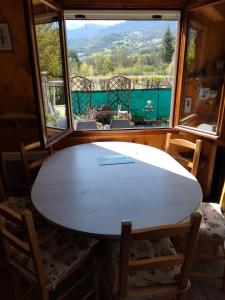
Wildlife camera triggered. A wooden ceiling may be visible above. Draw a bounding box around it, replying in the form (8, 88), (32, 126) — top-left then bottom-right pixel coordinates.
(59, 0), (189, 10)
(58, 0), (221, 10)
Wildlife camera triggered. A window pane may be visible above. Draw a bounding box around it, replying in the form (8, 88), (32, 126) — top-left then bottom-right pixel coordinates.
(33, 1), (68, 132)
(179, 1), (225, 134)
(65, 17), (179, 131)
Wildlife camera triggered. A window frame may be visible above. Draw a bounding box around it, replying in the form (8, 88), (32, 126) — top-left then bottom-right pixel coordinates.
(173, 1), (225, 141)
(64, 9), (181, 133)
(25, 0), (73, 148)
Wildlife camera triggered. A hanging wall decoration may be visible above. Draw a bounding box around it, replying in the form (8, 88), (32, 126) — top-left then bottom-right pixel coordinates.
(0, 23), (13, 51)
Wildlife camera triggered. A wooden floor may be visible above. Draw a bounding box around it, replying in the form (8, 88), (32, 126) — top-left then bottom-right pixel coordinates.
(188, 260), (225, 300)
(1, 259), (224, 299)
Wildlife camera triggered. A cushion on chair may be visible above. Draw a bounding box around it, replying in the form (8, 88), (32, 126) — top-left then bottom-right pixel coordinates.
(199, 202), (225, 239)
(105, 238), (180, 293)
(2, 196), (33, 211)
(9, 227), (98, 290)
(2, 196), (46, 229)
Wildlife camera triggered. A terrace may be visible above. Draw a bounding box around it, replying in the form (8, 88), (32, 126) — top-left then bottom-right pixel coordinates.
(43, 74), (173, 130)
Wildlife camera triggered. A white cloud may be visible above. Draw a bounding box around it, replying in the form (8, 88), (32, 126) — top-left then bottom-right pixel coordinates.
(66, 20), (125, 30)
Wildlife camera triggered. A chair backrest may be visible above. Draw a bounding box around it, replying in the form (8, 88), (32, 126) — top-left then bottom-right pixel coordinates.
(219, 180), (225, 212)
(0, 175), (7, 202)
(76, 120), (97, 130)
(0, 203), (46, 287)
(70, 76), (92, 115)
(106, 76), (131, 113)
(110, 119), (130, 129)
(119, 212), (202, 299)
(19, 141), (52, 186)
(165, 133), (202, 177)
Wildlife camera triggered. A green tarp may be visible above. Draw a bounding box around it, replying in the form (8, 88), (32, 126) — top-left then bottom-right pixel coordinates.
(72, 88), (171, 121)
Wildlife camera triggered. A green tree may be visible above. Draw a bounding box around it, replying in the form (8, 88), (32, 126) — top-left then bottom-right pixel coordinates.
(68, 49), (81, 75)
(160, 27), (175, 64)
(36, 23), (62, 78)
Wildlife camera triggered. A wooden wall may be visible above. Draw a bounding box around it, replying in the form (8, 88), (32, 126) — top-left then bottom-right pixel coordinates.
(0, 0), (40, 152)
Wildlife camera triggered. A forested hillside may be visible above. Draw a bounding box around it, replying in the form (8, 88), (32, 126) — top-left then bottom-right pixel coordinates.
(66, 20), (177, 77)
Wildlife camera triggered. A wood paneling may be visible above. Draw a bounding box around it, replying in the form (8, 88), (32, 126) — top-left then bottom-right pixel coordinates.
(186, 0), (224, 10)
(0, 0), (39, 152)
(60, 0), (188, 9)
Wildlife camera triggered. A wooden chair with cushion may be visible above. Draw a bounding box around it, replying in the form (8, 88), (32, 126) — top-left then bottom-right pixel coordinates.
(0, 203), (99, 300)
(193, 184), (225, 291)
(165, 133), (202, 177)
(19, 141), (52, 187)
(0, 174), (33, 214)
(104, 212), (202, 300)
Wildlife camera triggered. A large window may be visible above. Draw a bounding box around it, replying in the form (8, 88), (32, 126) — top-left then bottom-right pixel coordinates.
(64, 10), (180, 131)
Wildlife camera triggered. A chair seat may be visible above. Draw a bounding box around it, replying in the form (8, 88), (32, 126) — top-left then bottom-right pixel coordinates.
(2, 196), (46, 229)
(199, 202), (225, 239)
(2, 196), (33, 211)
(105, 238), (180, 293)
(9, 226), (98, 290)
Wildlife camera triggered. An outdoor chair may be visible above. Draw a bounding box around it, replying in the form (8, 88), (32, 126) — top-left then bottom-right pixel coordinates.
(106, 76), (131, 113)
(19, 141), (52, 187)
(110, 119), (130, 129)
(56, 117), (67, 129)
(0, 203), (99, 300)
(104, 212), (202, 300)
(165, 133), (202, 177)
(76, 120), (97, 130)
(192, 183), (225, 291)
(70, 76), (92, 115)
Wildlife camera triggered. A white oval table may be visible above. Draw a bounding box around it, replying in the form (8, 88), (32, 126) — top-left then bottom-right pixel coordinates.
(31, 142), (202, 238)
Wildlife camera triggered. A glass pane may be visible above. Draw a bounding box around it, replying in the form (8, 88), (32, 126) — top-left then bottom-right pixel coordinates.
(179, 1), (225, 134)
(33, 0), (68, 133)
(65, 18), (179, 131)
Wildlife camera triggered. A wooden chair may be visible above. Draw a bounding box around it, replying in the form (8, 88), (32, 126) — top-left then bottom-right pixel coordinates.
(0, 174), (7, 202)
(0, 203), (99, 300)
(0, 174), (33, 215)
(105, 212), (201, 300)
(165, 133), (202, 177)
(19, 141), (52, 187)
(193, 184), (225, 291)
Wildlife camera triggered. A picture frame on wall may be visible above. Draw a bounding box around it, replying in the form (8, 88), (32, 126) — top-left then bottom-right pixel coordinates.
(214, 60), (225, 75)
(0, 23), (13, 51)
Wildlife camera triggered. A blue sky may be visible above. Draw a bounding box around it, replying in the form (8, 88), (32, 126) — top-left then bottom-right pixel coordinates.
(66, 20), (125, 30)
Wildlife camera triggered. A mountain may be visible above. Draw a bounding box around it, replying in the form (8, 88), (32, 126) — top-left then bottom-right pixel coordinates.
(66, 20), (177, 59)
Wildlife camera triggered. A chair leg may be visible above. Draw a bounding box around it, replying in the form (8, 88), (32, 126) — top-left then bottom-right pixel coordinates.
(178, 291), (187, 300)
(40, 288), (49, 300)
(222, 262), (225, 292)
(91, 248), (99, 300)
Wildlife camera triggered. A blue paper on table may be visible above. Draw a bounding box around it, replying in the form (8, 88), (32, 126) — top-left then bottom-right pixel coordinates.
(98, 155), (135, 166)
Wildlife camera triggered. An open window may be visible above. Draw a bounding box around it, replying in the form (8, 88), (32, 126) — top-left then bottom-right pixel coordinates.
(175, 0), (225, 139)
(64, 10), (180, 131)
(26, 0), (72, 147)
